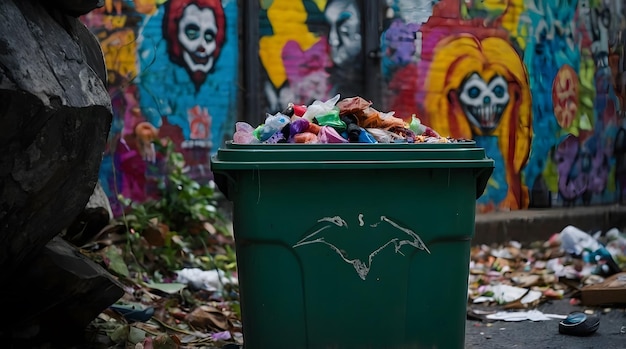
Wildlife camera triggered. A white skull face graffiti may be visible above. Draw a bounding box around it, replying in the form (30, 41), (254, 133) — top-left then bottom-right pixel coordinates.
(178, 4), (218, 74)
(459, 73), (510, 133)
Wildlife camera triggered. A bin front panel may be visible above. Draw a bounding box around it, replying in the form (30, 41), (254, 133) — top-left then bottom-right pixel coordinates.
(228, 166), (477, 349)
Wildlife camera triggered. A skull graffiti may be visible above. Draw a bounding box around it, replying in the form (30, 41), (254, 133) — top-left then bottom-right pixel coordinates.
(163, 0), (226, 90)
(458, 73), (510, 133)
(178, 4), (217, 74)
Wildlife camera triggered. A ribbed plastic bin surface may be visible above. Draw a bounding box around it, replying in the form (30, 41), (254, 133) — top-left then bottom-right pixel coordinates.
(211, 142), (494, 349)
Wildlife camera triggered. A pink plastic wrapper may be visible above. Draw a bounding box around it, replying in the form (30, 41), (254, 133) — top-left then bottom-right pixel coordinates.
(318, 126), (348, 143)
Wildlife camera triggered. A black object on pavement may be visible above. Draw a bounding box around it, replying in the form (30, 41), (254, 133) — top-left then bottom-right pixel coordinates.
(558, 311), (600, 336)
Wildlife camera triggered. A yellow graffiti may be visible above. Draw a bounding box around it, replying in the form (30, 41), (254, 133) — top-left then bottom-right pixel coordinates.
(312, 0), (327, 11)
(100, 29), (138, 81)
(464, 0), (526, 50)
(103, 14), (127, 29)
(500, 0), (526, 49)
(106, 0), (157, 14)
(259, 0), (321, 88)
(105, 0), (122, 14)
(134, 0), (158, 14)
(424, 34), (531, 209)
(260, 0), (327, 11)
(577, 50), (596, 132)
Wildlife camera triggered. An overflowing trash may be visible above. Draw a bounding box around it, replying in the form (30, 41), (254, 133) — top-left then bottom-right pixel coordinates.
(234, 95), (463, 144)
(468, 225), (626, 320)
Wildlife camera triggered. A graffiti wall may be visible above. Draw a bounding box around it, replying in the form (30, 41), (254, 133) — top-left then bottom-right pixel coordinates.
(83, 0), (626, 213)
(82, 0), (239, 214)
(258, 0), (366, 113)
(380, 0), (626, 211)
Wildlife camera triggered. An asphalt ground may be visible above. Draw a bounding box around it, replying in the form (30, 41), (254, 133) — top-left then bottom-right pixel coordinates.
(465, 299), (626, 349)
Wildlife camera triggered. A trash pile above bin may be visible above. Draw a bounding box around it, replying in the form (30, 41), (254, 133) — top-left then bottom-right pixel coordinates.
(234, 95), (463, 144)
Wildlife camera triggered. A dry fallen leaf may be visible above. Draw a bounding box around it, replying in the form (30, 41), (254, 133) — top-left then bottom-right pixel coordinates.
(142, 221), (168, 247)
(185, 305), (232, 331)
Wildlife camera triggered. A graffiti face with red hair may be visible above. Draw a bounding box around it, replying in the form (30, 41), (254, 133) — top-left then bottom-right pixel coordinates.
(163, 0), (225, 88)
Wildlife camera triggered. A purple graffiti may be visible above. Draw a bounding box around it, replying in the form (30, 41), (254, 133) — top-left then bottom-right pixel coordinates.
(283, 39), (331, 79)
(556, 134), (610, 205)
(282, 39), (332, 104)
(588, 142), (610, 194)
(556, 135), (588, 202)
(384, 19), (420, 66)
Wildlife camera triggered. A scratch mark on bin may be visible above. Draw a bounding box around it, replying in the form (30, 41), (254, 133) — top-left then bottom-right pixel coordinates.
(293, 215), (430, 280)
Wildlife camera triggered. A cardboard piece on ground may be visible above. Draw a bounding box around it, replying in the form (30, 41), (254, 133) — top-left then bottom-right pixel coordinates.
(580, 272), (626, 306)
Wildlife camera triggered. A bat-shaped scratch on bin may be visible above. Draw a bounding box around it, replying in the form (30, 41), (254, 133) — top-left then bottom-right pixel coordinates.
(292, 215), (431, 280)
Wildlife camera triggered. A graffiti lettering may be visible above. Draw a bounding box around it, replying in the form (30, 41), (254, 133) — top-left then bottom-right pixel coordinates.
(552, 64), (579, 129)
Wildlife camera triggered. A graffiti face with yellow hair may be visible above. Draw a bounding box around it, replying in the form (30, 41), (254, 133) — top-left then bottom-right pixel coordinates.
(424, 34), (532, 210)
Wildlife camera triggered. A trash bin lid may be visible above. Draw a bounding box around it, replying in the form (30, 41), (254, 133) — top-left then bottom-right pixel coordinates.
(211, 141), (495, 170)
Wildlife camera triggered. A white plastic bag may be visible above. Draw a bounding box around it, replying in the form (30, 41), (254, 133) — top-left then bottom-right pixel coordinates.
(302, 94), (340, 121)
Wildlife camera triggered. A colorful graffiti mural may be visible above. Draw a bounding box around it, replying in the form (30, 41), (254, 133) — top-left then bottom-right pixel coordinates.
(82, 0), (238, 215)
(422, 34), (532, 211)
(259, 0), (365, 112)
(380, 0), (626, 211)
(84, 0), (626, 213)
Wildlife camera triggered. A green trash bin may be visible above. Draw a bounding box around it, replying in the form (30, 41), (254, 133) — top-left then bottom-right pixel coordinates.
(211, 141), (493, 349)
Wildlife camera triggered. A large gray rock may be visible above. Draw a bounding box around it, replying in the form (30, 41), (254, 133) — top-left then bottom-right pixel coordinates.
(64, 181), (114, 247)
(0, 0), (112, 276)
(0, 0), (121, 344)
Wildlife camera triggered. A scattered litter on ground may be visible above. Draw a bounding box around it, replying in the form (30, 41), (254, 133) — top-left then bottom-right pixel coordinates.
(468, 225), (626, 322)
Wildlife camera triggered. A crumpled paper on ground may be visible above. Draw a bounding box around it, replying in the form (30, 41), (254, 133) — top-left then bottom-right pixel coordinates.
(473, 284), (543, 305)
(176, 268), (238, 292)
(486, 310), (567, 322)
